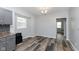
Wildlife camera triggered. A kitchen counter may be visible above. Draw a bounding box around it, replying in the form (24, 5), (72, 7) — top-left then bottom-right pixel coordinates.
(0, 32), (15, 38)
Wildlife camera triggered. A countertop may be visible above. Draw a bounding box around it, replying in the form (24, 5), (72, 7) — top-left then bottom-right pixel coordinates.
(0, 32), (15, 38)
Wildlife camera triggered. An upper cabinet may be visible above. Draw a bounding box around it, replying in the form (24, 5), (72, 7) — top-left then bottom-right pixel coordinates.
(0, 8), (12, 25)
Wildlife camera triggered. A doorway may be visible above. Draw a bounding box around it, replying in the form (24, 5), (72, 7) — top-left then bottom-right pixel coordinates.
(56, 18), (66, 39)
(56, 18), (66, 50)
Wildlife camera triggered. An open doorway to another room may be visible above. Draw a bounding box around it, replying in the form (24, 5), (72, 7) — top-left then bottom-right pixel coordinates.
(56, 18), (67, 51)
(56, 18), (66, 39)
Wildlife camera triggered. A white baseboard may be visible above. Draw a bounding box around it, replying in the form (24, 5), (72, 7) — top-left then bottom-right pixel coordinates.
(23, 35), (35, 39)
(68, 39), (78, 51)
(34, 34), (56, 38)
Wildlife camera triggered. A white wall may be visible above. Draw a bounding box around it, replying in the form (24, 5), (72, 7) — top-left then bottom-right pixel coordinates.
(69, 7), (79, 50)
(35, 10), (69, 38)
(3, 7), (69, 40)
(3, 7), (35, 39)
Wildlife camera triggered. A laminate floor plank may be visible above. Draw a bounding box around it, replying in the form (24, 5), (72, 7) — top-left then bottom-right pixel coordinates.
(16, 36), (73, 51)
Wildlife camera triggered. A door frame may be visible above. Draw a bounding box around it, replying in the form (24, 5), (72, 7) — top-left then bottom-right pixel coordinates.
(56, 18), (67, 40)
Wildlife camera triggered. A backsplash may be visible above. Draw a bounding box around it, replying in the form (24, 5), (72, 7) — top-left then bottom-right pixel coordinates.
(0, 25), (10, 32)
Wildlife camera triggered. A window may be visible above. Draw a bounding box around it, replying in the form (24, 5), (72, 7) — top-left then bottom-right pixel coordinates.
(57, 22), (62, 28)
(16, 16), (27, 29)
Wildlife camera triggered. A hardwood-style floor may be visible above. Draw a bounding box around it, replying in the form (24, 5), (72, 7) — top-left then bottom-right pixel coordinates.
(16, 35), (73, 51)
(56, 33), (73, 51)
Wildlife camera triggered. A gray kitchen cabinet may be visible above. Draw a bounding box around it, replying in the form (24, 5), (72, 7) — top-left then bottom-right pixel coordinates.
(6, 35), (16, 51)
(4, 10), (12, 24)
(0, 37), (6, 51)
(0, 8), (12, 24)
(0, 34), (16, 51)
(0, 8), (5, 24)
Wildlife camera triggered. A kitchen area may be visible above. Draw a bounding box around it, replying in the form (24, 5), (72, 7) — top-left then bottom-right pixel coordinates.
(0, 8), (16, 51)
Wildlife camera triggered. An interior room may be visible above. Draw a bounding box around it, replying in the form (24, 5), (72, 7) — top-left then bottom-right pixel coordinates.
(0, 7), (78, 51)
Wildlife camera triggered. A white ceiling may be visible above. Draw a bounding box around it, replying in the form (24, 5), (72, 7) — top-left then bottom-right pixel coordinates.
(19, 7), (69, 16)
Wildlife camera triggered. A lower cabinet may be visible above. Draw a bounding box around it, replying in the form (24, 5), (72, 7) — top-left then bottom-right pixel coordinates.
(6, 35), (16, 51)
(0, 37), (6, 51)
(0, 34), (16, 51)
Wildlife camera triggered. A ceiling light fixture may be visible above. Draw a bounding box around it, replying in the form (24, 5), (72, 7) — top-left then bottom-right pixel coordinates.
(40, 7), (49, 15)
